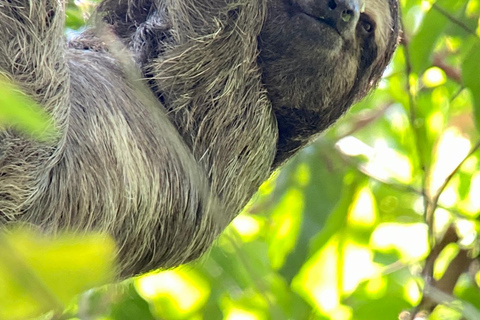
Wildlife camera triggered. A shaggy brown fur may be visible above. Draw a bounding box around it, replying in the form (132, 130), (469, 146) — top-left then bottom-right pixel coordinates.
(0, 0), (399, 277)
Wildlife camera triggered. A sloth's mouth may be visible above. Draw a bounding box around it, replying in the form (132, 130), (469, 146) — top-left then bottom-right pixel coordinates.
(285, 0), (342, 36)
(299, 12), (342, 36)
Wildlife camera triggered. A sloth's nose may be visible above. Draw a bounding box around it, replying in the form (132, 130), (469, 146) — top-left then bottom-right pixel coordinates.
(329, 0), (354, 21)
(309, 0), (361, 37)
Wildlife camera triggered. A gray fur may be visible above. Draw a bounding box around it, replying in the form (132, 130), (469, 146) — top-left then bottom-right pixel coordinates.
(0, 0), (399, 277)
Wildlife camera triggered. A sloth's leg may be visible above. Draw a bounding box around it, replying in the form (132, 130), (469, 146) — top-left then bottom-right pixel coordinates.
(0, 0), (70, 122)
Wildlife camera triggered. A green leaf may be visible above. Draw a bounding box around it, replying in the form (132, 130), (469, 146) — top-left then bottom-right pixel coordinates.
(308, 174), (359, 256)
(0, 77), (56, 140)
(410, 1), (464, 74)
(0, 229), (116, 320)
(111, 283), (156, 320)
(462, 43), (480, 129)
(66, 7), (86, 30)
(279, 143), (346, 282)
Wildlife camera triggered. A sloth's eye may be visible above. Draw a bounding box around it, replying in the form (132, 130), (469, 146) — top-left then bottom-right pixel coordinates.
(359, 14), (375, 35)
(361, 21), (373, 33)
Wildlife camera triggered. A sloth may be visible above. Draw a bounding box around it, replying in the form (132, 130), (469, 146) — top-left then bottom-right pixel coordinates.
(0, 0), (399, 277)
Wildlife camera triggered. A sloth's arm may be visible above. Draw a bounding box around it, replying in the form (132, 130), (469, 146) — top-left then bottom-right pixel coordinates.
(0, 0), (70, 124)
(0, 0), (277, 277)
(0, 0), (222, 276)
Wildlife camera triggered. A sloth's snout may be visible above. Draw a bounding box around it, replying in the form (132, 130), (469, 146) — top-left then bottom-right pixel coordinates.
(301, 0), (361, 37)
(327, 0), (355, 22)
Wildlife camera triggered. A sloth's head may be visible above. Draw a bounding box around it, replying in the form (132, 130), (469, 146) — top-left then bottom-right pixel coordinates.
(258, 0), (399, 164)
(94, 0), (399, 166)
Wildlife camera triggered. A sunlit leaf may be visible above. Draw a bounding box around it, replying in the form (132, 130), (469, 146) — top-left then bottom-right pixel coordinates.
(410, 0), (464, 74)
(0, 77), (56, 140)
(0, 229), (115, 320)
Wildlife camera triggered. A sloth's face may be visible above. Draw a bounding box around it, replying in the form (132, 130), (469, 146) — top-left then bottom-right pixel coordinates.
(258, 0), (399, 165)
(258, 0), (399, 116)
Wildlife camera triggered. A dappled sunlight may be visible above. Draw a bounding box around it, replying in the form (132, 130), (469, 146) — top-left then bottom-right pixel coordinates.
(293, 239), (340, 314)
(371, 223), (429, 260)
(456, 220), (477, 246)
(365, 276), (388, 299)
(427, 111), (445, 135)
(403, 4), (424, 34)
(430, 128), (471, 194)
(328, 305), (353, 320)
(422, 67), (446, 88)
(294, 237), (383, 319)
(268, 189), (304, 269)
(225, 308), (261, 320)
(336, 136), (372, 157)
(414, 196), (426, 215)
(464, 172), (480, 214)
(421, 0), (431, 11)
(476, 271), (480, 287)
(336, 136), (413, 184)
(231, 214), (262, 242)
(255, 170), (278, 197)
(343, 243), (379, 294)
(136, 269), (209, 317)
(433, 244), (459, 280)
(72, 0), (97, 16)
(348, 187), (377, 227)
(438, 182), (459, 207)
(385, 104), (411, 134)
(369, 139), (414, 184)
(433, 208), (452, 234)
(404, 279), (421, 305)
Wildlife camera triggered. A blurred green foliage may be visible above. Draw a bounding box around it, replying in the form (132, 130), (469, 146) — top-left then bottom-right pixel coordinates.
(1, 0), (480, 319)
(0, 77), (56, 140)
(0, 230), (115, 320)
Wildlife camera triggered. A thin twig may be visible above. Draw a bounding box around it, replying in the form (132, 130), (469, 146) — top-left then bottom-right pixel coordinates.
(430, 139), (480, 217)
(432, 4), (478, 38)
(336, 102), (392, 140)
(335, 145), (475, 221)
(432, 54), (462, 84)
(409, 139), (480, 318)
(450, 87), (466, 103)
